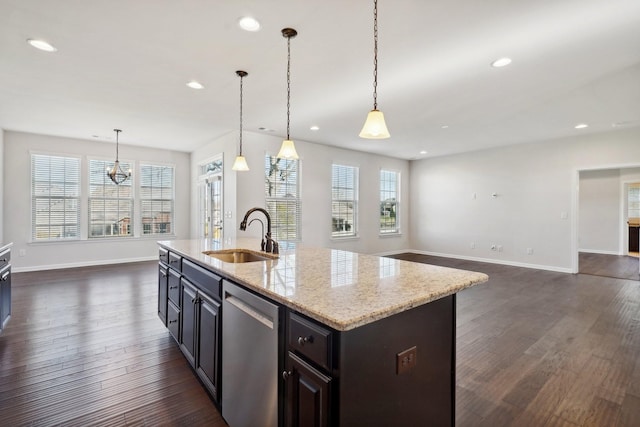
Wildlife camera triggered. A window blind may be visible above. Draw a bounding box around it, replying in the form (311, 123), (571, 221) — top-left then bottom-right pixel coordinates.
(31, 154), (81, 241)
(331, 164), (358, 237)
(140, 164), (175, 235)
(88, 159), (133, 238)
(265, 155), (301, 241)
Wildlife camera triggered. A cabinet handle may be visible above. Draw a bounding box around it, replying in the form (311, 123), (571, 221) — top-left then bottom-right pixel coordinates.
(0, 258), (7, 263)
(282, 370), (293, 380)
(297, 335), (313, 346)
(169, 319), (177, 324)
(169, 286), (178, 290)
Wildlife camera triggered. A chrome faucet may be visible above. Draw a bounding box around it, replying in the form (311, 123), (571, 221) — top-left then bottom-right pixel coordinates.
(240, 207), (279, 254)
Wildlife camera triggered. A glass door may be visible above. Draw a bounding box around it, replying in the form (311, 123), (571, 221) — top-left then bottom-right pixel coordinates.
(198, 158), (223, 240)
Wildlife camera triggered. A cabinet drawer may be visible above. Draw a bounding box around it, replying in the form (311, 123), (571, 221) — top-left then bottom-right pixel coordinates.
(0, 248), (10, 270)
(289, 312), (333, 371)
(168, 252), (182, 271)
(168, 269), (181, 306)
(159, 247), (169, 265)
(167, 301), (180, 342)
(182, 259), (222, 300)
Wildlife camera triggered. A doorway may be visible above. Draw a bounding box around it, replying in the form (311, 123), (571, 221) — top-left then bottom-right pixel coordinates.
(198, 157), (224, 240)
(576, 168), (640, 280)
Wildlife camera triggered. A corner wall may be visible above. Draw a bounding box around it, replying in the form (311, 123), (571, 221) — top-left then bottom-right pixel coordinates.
(409, 127), (640, 272)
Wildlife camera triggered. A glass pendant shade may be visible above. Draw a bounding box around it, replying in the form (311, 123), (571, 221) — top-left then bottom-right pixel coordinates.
(231, 155), (250, 171)
(276, 139), (299, 160)
(277, 28), (299, 160)
(359, 109), (390, 139)
(233, 70), (249, 171)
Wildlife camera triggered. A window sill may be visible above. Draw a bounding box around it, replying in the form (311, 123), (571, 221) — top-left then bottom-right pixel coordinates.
(331, 235), (360, 242)
(379, 232), (402, 238)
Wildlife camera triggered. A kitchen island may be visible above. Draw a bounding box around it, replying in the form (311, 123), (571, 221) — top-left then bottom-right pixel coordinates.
(158, 238), (487, 427)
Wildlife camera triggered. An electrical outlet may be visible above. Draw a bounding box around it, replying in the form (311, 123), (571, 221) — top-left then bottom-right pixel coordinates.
(497, 245), (503, 252)
(470, 242), (475, 249)
(19, 249), (26, 257)
(396, 346), (417, 375)
(527, 248), (534, 255)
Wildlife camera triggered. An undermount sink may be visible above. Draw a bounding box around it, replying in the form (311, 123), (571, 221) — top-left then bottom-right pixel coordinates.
(202, 249), (277, 263)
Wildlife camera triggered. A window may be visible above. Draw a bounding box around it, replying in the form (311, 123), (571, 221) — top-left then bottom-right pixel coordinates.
(629, 184), (640, 219)
(89, 159), (133, 238)
(140, 164), (175, 236)
(380, 169), (400, 234)
(265, 155), (300, 241)
(332, 164), (358, 237)
(31, 154), (81, 241)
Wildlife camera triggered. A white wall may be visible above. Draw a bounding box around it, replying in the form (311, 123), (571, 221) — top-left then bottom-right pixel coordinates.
(578, 169), (620, 254)
(4, 131), (191, 271)
(191, 130), (410, 255)
(409, 127), (640, 272)
(0, 129), (4, 244)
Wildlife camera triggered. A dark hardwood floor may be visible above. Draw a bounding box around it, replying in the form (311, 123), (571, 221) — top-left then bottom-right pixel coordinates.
(0, 261), (225, 426)
(579, 252), (640, 281)
(2, 257), (640, 426)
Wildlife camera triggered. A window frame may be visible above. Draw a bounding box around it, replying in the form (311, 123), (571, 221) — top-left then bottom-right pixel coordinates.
(30, 152), (82, 242)
(87, 157), (135, 239)
(379, 168), (401, 235)
(139, 162), (176, 237)
(331, 163), (359, 239)
(264, 154), (301, 242)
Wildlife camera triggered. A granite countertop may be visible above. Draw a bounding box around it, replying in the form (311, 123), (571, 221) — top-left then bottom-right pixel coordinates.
(159, 238), (488, 331)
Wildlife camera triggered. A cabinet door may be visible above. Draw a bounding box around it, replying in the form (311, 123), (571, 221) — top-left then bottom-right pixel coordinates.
(196, 292), (221, 402)
(285, 352), (331, 427)
(158, 265), (168, 325)
(0, 267), (10, 331)
(180, 279), (197, 367)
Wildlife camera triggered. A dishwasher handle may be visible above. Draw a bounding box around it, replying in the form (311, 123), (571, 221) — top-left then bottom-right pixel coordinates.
(225, 293), (275, 330)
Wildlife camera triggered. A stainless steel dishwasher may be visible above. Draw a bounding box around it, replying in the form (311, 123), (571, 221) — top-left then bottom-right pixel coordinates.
(222, 280), (279, 427)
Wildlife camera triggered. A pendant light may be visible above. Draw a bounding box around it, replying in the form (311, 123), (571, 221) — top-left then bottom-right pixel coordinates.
(107, 129), (131, 184)
(232, 70), (250, 171)
(277, 28), (299, 160)
(359, 0), (390, 139)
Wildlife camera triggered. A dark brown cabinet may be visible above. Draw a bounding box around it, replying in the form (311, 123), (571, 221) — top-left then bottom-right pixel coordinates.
(180, 278), (221, 401)
(629, 226), (639, 252)
(0, 246), (12, 333)
(158, 265), (168, 325)
(285, 352), (331, 427)
(158, 244), (457, 426)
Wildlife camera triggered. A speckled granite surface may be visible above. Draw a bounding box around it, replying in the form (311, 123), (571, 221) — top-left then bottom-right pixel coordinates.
(159, 238), (488, 331)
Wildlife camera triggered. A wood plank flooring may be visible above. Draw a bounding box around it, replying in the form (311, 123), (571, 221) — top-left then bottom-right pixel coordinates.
(1, 257), (640, 426)
(579, 252), (640, 281)
(0, 261), (225, 426)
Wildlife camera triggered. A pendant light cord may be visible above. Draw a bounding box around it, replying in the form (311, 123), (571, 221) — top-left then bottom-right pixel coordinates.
(114, 129), (121, 162)
(373, 0), (379, 110)
(286, 34), (292, 140)
(239, 74), (244, 155)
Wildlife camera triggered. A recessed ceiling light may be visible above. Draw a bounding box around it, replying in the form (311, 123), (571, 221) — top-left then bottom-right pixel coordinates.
(420, 150), (428, 155)
(574, 123), (588, 129)
(310, 125), (319, 131)
(27, 38), (57, 52)
(238, 16), (261, 32)
(441, 125), (449, 129)
(186, 81), (204, 90)
(612, 121), (634, 127)
(258, 127), (275, 132)
(491, 57), (512, 68)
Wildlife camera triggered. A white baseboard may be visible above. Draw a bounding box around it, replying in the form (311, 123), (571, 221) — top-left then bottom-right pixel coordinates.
(578, 249), (621, 256)
(12, 256), (158, 273)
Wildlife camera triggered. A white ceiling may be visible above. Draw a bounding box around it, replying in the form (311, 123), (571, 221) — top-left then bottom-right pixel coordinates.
(1, 0), (639, 159)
